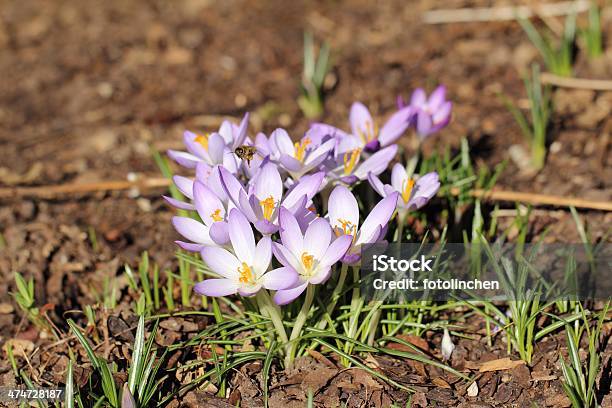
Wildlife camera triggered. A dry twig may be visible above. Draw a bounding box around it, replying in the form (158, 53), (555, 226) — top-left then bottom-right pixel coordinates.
(422, 0), (590, 24)
(540, 72), (612, 91)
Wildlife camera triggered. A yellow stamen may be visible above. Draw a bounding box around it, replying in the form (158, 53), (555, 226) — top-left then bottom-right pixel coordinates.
(401, 179), (415, 204)
(356, 120), (379, 144)
(343, 148), (361, 175)
(260, 196), (276, 221)
(294, 137), (312, 162)
(238, 262), (253, 284)
(210, 208), (223, 222)
(194, 133), (209, 150)
(334, 218), (356, 237)
(301, 252), (314, 273)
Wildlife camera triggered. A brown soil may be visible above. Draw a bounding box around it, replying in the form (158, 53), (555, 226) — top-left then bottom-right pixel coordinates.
(1, 0), (611, 407)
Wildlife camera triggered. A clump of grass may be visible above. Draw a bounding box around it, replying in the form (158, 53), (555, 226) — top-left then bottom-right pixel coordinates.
(580, 3), (603, 59)
(501, 64), (552, 170)
(518, 11), (577, 77)
(298, 32), (331, 119)
(559, 302), (609, 408)
(12, 272), (51, 332)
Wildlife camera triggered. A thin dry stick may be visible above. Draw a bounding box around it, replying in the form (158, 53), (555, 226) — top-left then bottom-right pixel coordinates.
(0, 177), (171, 199)
(422, 0), (590, 24)
(1, 177), (610, 211)
(450, 187), (612, 212)
(540, 72), (612, 91)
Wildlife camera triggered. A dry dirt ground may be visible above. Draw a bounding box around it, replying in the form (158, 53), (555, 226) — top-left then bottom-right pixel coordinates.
(0, 0), (611, 407)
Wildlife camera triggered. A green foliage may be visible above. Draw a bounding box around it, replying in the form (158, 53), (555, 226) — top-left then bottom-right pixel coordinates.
(559, 303), (609, 408)
(298, 32), (331, 118)
(518, 12), (576, 77)
(580, 3), (603, 58)
(500, 64), (551, 170)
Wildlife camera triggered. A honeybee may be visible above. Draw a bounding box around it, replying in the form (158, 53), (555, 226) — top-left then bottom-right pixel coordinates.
(232, 145), (260, 166)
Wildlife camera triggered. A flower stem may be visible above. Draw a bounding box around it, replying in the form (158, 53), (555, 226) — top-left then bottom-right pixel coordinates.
(315, 263), (348, 331)
(257, 291), (288, 346)
(366, 300), (384, 346)
(286, 284), (315, 366)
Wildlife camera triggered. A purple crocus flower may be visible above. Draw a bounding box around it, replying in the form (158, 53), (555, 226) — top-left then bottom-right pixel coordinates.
(219, 164), (324, 235)
(171, 179), (234, 251)
(272, 208), (352, 305)
(329, 143), (398, 185)
(401, 86), (452, 139)
(368, 164), (440, 215)
(167, 113), (250, 172)
(270, 128), (335, 179)
(326, 185), (399, 264)
(195, 209), (297, 297)
(349, 102), (412, 151)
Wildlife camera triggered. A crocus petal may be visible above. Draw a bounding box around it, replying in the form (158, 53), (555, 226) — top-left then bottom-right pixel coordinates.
(271, 128), (294, 156)
(303, 218), (332, 260)
(278, 207), (303, 253)
(219, 166), (246, 206)
(416, 111), (433, 137)
(378, 107), (412, 147)
(208, 133), (226, 164)
(433, 101), (452, 126)
(254, 162), (283, 202)
(279, 154), (303, 172)
(218, 121), (233, 145)
(172, 216), (213, 245)
(357, 193), (399, 245)
(355, 224), (382, 249)
(194, 181), (225, 225)
(262, 266), (298, 290)
(200, 247), (241, 279)
(303, 139), (335, 168)
(427, 85), (446, 111)
(272, 242), (302, 271)
(167, 150), (200, 168)
(209, 221), (230, 245)
(195, 161), (213, 182)
(367, 173), (386, 197)
(391, 163), (408, 192)
(327, 185), (359, 233)
(353, 145), (398, 180)
(163, 196), (195, 211)
(175, 241), (205, 252)
(232, 112), (250, 149)
(238, 284), (262, 297)
(273, 281), (308, 305)
(228, 209), (255, 265)
(349, 102), (373, 138)
(309, 266), (331, 285)
(254, 219), (279, 235)
(282, 172), (324, 210)
(194, 279), (239, 297)
(410, 88), (427, 108)
(183, 131), (210, 161)
(253, 236), (272, 277)
(173, 176), (194, 199)
(319, 234), (352, 267)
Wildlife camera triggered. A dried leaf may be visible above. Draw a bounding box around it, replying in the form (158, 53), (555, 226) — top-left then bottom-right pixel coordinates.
(432, 377), (451, 389)
(467, 381), (479, 397)
(478, 357), (525, 372)
(4, 339), (34, 358)
(392, 334), (430, 352)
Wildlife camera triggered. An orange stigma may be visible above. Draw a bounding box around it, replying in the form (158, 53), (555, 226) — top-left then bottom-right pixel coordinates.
(194, 133), (209, 150)
(401, 179), (415, 203)
(356, 120), (378, 144)
(343, 148), (361, 175)
(210, 208), (223, 222)
(238, 262), (253, 284)
(294, 137), (312, 162)
(301, 252), (314, 273)
(260, 196), (276, 221)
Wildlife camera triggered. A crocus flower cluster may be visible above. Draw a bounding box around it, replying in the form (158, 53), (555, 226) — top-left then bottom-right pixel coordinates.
(165, 90), (449, 305)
